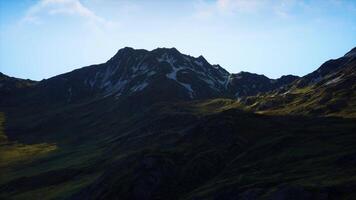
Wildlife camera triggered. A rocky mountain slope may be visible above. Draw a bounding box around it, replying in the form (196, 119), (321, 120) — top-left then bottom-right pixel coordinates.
(18, 47), (230, 105)
(0, 47), (355, 200)
(2, 47), (298, 108)
(242, 47), (356, 117)
(226, 72), (299, 97)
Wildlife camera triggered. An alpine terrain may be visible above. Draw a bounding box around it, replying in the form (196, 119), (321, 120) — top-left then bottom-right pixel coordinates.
(1, 47), (356, 200)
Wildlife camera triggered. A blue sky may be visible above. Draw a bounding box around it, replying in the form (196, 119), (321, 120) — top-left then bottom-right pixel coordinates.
(0, 0), (355, 80)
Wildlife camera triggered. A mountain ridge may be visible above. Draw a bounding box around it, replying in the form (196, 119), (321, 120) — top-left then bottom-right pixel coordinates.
(240, 47), (356, 117)
(2, 46), (355, 116)
(1, 47), (301, 105)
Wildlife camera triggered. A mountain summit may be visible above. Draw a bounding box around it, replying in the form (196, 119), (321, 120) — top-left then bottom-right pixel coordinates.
(23, 47), (231, 105)
(3, 47), (301, 108)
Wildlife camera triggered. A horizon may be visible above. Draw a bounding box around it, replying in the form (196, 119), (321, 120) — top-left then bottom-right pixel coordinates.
(1, 0), (356, 81)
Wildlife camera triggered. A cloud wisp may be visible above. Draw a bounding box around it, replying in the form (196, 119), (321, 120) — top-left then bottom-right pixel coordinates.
(22, 0), (112, 27)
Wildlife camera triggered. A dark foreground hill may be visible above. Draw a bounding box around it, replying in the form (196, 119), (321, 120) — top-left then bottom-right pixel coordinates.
(0, 47), (355, 200)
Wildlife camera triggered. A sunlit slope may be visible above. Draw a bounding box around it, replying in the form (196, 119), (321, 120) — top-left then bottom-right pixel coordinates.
(241, 50), (356, 117)
(0, 112), (56, 168)
(0, 111), (100, 200)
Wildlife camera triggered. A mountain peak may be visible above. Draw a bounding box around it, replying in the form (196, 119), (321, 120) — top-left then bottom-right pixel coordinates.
(36, 46), (233, 102)
(108, 47), (148, 64)
(197, 55), (206, 60)
(116, 46), (135, 54)
(151, 47), (181, 57)
(2, 46), (312, 103)
(154, 47), (179, 51)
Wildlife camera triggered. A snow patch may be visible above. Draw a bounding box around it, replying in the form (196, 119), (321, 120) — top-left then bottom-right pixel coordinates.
(157, 53), (176, 66)
(325, 75), (343, 86)
(223, 74), (233, 89)
(166, 67), (179, 81)
(282, 89), (292, 95)
(147, 71), (156, 76)
(202, 78), (215, 87)
(166, 67), (194, 98)
(194, 60), (204, 66)
(180, 82), (194, 98)
(131, 82), (149, 92)
(102, 79), (129, 97)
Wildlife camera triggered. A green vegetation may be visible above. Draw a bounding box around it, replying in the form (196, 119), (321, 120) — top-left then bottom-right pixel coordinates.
(1, 93), (356, 199)
(0, 113), (7, 143)
(0, 111), (104, 199)
(1, 42), (355, 200)
(242, 81), (356, 118)
(0, 142), (57, 168)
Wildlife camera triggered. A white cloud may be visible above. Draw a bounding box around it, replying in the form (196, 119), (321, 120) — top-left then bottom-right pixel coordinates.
(22, 0), (112, 27)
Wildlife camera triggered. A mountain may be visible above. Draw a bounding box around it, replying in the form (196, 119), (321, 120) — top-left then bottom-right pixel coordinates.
(242, 47), (356, 117)
(19, 47), (230, 106)
(0, 73), (37, 106)
(2, 47), (298, 109)
(295, 48), (356, 88)
(0, 72), (36, 90)
(226, 72), (298, 97)
(0, 47), (356, 200)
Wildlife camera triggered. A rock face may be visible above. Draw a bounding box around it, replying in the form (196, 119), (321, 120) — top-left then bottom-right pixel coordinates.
(25, 47), (231, 105)
(81, 47), (233, 100)
(1, 47), (301, 108)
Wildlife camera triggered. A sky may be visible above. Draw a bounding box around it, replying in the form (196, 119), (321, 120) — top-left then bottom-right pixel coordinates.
(0, 0), (355, 80)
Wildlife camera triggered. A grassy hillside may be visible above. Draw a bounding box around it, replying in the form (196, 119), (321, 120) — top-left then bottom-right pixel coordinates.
(1, 98), (356, 199)
(0, 110), (102, 199)
(241, 57), (356, 118)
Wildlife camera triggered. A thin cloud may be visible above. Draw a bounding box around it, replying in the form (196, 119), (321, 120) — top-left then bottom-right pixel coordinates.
(22, 0), (112, 27)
